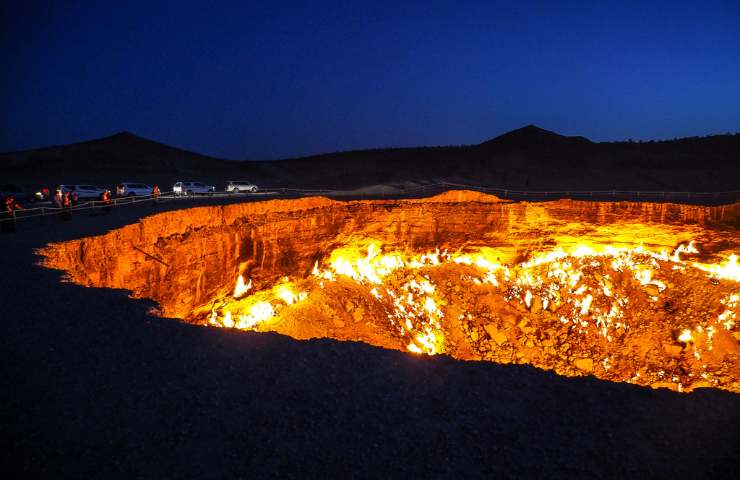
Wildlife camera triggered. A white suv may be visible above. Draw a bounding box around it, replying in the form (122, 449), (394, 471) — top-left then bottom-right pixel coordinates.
(174, 181), (216, 196)
(117, 182), (152, 197)
(225, 180), (259, 193)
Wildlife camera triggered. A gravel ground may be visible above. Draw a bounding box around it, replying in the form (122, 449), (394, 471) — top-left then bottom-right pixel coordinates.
(1, 198), (739, 479)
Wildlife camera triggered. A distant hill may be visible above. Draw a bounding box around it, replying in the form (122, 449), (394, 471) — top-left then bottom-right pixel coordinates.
(253, 125), (740, 190)
(478, 124), (593, 149)
(2, 126), (739, 191)
(0, 131), (236, 173)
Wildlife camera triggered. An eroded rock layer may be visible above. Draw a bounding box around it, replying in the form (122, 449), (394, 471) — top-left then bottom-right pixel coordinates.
(41, 191), (740, 392)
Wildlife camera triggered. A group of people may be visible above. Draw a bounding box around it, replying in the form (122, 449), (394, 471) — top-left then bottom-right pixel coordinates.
(1, 184), (162, 233)
(51, 188), (74, 211)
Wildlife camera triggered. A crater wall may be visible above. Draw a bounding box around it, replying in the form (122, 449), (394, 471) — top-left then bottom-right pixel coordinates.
(40, 191), (740, 320)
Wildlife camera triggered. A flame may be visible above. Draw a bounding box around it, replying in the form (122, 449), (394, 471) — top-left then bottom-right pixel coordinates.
(301, 240), (737, 356)
(677, 329), (692, 343)
(326, 242), (405, 284)
(222, 310), (234, 328)
(717, 292), (738, 330)
(211, 279), (306, 330)
(233, 274), (252, 298)
(693, 254), (740, 282)
(672, 240), (698, 262)
(277, 284), (306, 305)
(235, 301), (275, 329)
(407, 343), (423, 354)
(201, 238), (739, 391)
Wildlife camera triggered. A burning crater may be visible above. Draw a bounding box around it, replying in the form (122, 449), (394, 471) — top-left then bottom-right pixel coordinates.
(41, 191), (740, 392)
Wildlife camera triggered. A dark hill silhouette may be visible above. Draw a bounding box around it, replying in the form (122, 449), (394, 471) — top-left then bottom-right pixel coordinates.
(2, 126), (739, 191)
(254, 126), (740, 190)
(478, 124), (592, 150)
(0, 131), (236, 173)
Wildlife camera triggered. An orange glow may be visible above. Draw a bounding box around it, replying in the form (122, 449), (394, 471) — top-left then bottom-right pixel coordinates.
(204, 238), (740, 392)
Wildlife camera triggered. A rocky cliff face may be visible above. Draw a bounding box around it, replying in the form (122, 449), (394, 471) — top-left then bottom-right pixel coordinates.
(40, 191), (740, 321)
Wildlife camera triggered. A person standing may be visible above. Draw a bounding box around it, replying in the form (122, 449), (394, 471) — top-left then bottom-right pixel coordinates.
(2, 195), (24, 232)
(62, 191), (72, 220)
(53, 188), (63, 208)
(100, 189), (112, 213)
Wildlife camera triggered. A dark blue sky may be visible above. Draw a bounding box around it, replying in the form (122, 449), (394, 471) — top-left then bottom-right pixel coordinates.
(2, 1), (739, 159)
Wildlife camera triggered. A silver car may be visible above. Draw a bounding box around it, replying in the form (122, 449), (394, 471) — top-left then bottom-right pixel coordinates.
(117, 182), (152, 197)
(173, 181), (216, 196)
(60, 184), (108, 199)
(225, 180), (259, 193)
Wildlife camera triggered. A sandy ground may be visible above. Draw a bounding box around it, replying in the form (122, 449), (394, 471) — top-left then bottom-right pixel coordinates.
(1, 195), (739, 478)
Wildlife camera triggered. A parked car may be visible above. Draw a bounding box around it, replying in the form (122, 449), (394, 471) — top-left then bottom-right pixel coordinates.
(173, 181), (215, 196)
(225, 180), (259, 193)
(117, 182), (152, 197)
(59, 184), (108, 199)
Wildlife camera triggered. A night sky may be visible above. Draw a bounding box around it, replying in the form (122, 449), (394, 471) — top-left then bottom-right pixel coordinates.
(2, 0), (739, 159)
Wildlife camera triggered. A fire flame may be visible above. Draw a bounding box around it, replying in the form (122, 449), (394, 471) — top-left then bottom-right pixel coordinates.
(204, 238), (739, 392)
(233, 274), (252, 298)
(694, 254), (740, 282)
(211, 278), (306, 331)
